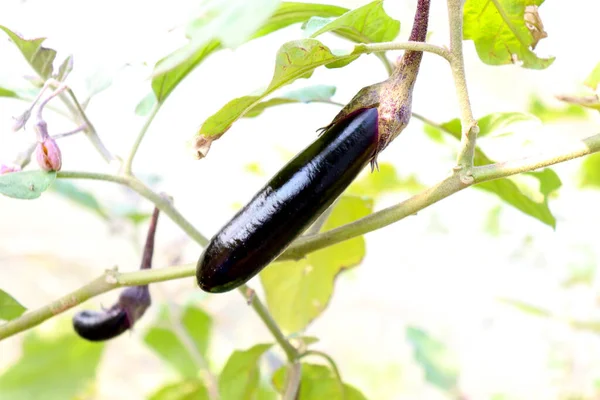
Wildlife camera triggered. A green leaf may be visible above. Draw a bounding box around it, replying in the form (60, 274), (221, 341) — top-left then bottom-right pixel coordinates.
(0, 288), (26, 320)
(579, 153), (600, 188)
(144, 304), (213, 378)
(0, 25), (57, 79)
(0, 330), (104, 400)
(0, 171), (56, 199)
(149, 379), (209, 400)
(585, 62), (600, 91)
(199, 39), (361, 139)
(53, 55), (73, 82)
(50, 180), (108, 220)
(498, 298), (553, 318)
(272, 363), (367, 400)
(462, 0), (554, 69)
(405, 326), (459, 392)
(152, 0), (280, 78)
(346, 162), (425, 197)
(261, 196), (373, 333)
(528, 94), (589, 123)
(0, 87), (19, 98)
(476, 112), (539, 137)
(244, 85), (336, 118)
(422, 116), (560, 227)
(305, 0), (400, 44)
(135, 92), (158, 116)
(151, 2), (347, 103)
(218, 343), (272, 400)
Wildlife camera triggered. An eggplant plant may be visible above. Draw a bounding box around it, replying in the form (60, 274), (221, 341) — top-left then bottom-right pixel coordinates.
(1, 0), (600, 399)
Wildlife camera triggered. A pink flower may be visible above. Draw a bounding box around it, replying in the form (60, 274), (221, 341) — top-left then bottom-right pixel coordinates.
(35, 136), (62, 172)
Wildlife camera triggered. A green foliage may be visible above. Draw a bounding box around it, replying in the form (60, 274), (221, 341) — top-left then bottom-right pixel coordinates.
(272, 363), (367, 400)
(144, 304), (213, 378)
(0, 329), (104, 400)
(149, 379), (209, 400)
(261, 196), (372, 333)
(0, 289), (26, 321)
(422, 114), (561, 228)
(347, 162), (424, 196)
(527, 94), (589, 123)
(579, 154), (600, 188)
(0, 25), (58, 79)
(0, 87), (19, 98)
(198, 39), (362, 138)
(244, 85), (337, 118)
(405, 326), (459, 392)
(463, 0), (554, 69)
(50, 180), (108, 220)
(0, 171), (56, 200)
(304, 0), (400, 44)
(218, 343), (272, 400)
(585, 62), (600, 90)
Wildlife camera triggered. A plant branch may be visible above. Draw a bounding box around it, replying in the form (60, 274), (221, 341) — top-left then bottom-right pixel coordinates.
(282, 362), (302, 400)
(358, 41), (451, 61)
(123, 103), (162, 175)
(447, 0), (478, 170)
(239, 285), (298, 362)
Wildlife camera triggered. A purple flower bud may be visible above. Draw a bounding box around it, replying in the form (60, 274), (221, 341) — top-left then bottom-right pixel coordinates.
(0, 164), (22, 175)
(35, 136), (62, 172)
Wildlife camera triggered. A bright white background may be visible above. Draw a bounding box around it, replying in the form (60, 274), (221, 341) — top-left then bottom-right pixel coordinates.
(1, 0), (600, 399)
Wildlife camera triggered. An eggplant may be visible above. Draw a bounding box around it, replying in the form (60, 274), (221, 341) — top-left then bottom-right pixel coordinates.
(197, 107), (379, 293)
(72, 307), (130, 342)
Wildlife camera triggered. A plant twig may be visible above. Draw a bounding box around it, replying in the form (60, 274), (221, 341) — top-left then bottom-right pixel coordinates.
(123, 103), (162, 175)
(239, 285), (298, 362)
(359, 41), (451, 61)
(447, 0), (478, 170)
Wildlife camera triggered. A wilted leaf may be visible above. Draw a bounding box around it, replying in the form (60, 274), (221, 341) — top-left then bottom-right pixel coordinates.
(524, 5), (547, 50)
(144, 304), (213, 378)
(0, 288), (26, 321)
(304, 0), (400, 44)
(405, 326), (459, 392)
(0, 171), (56, 199)
(244, 85), (336, 118)
(219, 343), (272, 400)
(197, 39), (361, 141)
(463, 0), (554, 69)
(272, 363), (367, 400)
(0, 330), (104, 400)
(261, 196), (372, 333)
(50, 180), (108, 220)
(0, 25), (57, 79)
(149, 379), (209, 400)
(152, 2), (347, 103)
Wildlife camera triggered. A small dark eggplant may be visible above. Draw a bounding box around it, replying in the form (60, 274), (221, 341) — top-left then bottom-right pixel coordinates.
(197, 107), (379, 293)
(72, 206), (160, 341)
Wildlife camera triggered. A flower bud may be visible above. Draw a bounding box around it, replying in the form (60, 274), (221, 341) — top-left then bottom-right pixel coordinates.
(35, 136), (62, 171)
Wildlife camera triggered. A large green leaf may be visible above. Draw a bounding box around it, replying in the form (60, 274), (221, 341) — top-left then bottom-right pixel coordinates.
(463, 0), (554, 69)
(0, 288), (26, 321)
(149, 379), (209, 400)
(0, 171), (56, 200)
(304, 0), (399, 44)
(405, 326), (459, 392)
(0, 25), (57, 79)
(218, 343), (272, 400)
(0, 330), (104, 400)
(261, 196), (372, 333)
(151, 2), (348, 103)
(272, 363), (367, 400)
(422, 115), (560, 228)
(198, 39), (361, 139)
(50, 180), (108, 220)
(144, 304), (213, 378)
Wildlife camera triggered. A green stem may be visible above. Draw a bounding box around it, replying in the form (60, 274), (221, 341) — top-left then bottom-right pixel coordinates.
(447, 0), (478, 170)
(238, 285), (298, 362)
(282, 362), (302, 400)
(123, 103), (162, 175)
(359, 41), (451, 61)
(299, 350), (345, 400)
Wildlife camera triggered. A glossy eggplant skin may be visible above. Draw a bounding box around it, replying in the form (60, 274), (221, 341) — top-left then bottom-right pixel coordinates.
(197, 108), (379, 293)
(72, 308), (130, 342)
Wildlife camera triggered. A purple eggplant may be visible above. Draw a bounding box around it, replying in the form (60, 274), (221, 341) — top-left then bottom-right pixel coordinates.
(196, 107), (379, 293)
